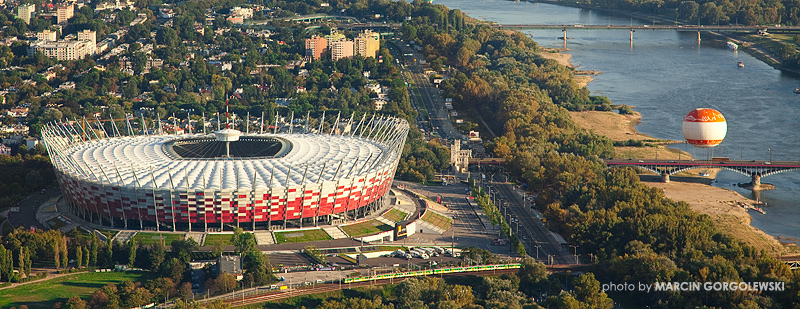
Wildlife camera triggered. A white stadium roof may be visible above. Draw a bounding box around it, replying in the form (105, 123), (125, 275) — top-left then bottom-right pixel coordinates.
(61, 133), (391, 190)
(42, 115), (409, 191)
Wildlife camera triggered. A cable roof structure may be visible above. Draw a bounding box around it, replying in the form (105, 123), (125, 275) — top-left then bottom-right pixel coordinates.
(42, 113), (409, 232)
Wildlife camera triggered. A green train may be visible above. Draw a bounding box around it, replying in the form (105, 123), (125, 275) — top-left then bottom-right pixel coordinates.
(344, 264), (521, 283)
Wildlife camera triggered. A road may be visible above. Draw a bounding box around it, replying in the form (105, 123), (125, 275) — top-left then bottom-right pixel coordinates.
(396, 44), (463, 143)
(396, 180), (509, 254)
(480, 180), (575, 265)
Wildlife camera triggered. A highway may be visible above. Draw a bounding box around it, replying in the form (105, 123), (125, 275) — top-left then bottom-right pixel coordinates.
(482, 181), (575, 265)
(397, 44), (464, 144)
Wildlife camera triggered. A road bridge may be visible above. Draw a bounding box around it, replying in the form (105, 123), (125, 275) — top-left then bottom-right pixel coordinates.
(605, 159), (800, 189)
(492, 24), (800, 42)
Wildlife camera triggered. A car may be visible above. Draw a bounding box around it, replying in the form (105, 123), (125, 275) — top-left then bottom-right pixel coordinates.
(764, 162), (772, 165)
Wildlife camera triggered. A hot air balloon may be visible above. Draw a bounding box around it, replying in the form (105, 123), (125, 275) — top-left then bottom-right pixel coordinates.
(682, 108), (727, 148)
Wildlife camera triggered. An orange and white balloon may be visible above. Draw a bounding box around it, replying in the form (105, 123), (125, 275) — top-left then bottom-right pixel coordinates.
(682, 108), (727, 148)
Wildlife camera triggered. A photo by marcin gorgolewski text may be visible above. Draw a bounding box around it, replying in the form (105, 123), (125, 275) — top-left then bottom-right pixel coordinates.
(602, 281), (786, 293)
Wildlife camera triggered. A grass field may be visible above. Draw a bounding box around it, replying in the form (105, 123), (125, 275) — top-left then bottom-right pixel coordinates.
(0, 271), (156, 309)
(46, 217), (69, 230)
(131, 232), (184, 246)
(203, 233), (235, 247)
(382, 209), (407, 223)
(274, 229), (332, 243)
(421, 211), (453, 231)
(340, 220), (393, 237)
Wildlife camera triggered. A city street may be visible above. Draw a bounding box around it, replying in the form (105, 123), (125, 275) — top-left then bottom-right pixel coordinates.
(480, 179), (576, 265)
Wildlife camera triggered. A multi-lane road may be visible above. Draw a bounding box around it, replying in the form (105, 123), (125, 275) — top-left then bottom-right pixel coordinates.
(391, 39), (575, 264)
(482, 181), (575, 265)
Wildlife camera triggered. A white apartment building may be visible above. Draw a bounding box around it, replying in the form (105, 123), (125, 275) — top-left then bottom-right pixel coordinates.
(36, 29), (57, 42)
(57, 4), (74, 24)
(30, 40), (95, 61)
(17, 4), (35, 24)
(77, 29), (96, 45)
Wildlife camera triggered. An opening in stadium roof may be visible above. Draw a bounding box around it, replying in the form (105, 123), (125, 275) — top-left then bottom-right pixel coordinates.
(164, 135), (291, 159)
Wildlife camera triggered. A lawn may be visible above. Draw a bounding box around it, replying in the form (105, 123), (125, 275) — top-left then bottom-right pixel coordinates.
(421, 211), (453, 231)
(340, 220), (393, 237)
(274, 229), (332, 243)
(382, 209), (407, 223)
(46, 217), (69, 230)
(204, 233), (235, 247)
(131, 232), (184, 246)
(0, 271), (156, 309)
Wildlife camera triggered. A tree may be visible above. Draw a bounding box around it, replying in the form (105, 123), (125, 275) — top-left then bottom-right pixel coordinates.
(128, 239), (137, 267)
(148, 241), (166, 271)
(76, 245), (83, 269)
(106, 239), (114, 267)
(53, 238), (61, 269)
(89, 234), (98, 266)
(60, 236), (68, 269)
(207, 273), (237, 294)
(572, 273), (613, 309)
(65, 295), (87, 309)
(83, 246), (90, 268)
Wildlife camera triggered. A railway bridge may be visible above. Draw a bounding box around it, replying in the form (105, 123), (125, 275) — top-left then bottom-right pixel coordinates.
(605, 159), (800, 190)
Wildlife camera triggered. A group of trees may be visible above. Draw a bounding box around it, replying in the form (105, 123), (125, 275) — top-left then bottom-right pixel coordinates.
(0, 145), (53, 209)
(0, 226), (278, 307)
(380, 0), (800, 307)
(282, 258), (612, 309)
(584, 0), (787, 26)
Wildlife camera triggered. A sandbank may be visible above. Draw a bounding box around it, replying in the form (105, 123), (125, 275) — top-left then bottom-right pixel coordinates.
(568, 103), (797, 256)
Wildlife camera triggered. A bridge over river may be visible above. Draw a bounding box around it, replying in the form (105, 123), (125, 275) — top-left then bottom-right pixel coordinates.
(605, 159), (800, 190)
(493, 24), (800, 41)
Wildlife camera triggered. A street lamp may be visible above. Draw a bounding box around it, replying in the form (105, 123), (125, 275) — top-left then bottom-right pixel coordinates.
(769, 148), (773, 162)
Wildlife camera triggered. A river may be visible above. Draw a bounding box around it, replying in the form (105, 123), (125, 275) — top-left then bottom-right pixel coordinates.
(434, 0), (800, 242)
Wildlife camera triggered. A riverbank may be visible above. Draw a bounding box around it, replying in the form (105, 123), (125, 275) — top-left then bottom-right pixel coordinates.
(568, 108), (797, 255)
(538, 48), (594, 88)
(555, 51), (796, 254)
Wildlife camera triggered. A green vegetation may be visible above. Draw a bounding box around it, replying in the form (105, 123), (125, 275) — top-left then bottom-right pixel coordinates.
(340, 220), (394, 237)
(260, 258), (612, 309)
(382, 209), (408, 223)
(303, 246), (327, 265)
(0, 150), (55, 210)
(274, 229), (332, 243)
(420, 210), (452, 230)
(203, 233), (234, 247)
(131, 233), (184, 246)
(0, 271), (155, 309)
(46, 217), (70, 230)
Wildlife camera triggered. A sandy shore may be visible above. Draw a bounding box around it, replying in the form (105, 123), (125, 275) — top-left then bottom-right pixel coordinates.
(566, 93), (796, 255)
(643, 180), (792, 255)
(538, 48), (593, 88)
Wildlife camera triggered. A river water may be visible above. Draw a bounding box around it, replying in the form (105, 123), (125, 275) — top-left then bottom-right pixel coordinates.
(435, 0), (800, 242)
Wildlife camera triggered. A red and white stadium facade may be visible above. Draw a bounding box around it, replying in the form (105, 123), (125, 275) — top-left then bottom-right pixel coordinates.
(41, 114), (409, 231)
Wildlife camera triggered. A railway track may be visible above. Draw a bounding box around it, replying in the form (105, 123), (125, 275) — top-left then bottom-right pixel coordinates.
(223, 269), (519, 307)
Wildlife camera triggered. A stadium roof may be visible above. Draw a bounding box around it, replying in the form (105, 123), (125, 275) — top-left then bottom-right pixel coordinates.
(57, 132), (395, 190)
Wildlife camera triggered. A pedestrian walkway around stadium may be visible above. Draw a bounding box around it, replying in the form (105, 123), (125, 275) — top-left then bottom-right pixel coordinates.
(35, 186), (452, 249)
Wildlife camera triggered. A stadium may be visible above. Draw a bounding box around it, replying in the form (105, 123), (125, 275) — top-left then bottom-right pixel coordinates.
(40, 114), (409, 232)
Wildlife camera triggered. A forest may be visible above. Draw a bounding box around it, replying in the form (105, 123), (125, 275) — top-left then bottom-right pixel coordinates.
(382, 0), (800, 307)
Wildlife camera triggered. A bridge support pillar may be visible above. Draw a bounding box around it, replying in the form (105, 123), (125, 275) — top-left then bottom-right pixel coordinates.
(697, 31), (701, 42)
(751, 174), (761, 190)
(661, 173), (670, 183)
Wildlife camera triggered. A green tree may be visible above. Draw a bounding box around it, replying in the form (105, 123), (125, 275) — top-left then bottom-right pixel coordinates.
(65, 295), (87, 309)
(127, 239), (137, 267)
(76, 245), (83, 269)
